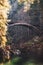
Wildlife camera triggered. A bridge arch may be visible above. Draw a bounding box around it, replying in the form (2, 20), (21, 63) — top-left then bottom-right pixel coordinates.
(8, 22), (40, 34)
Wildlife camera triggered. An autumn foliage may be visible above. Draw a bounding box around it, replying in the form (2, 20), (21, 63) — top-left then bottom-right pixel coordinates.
(0, 0), (11, 47)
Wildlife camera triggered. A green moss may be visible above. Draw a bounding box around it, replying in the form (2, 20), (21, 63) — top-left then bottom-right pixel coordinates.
(3, 57), (43, 65)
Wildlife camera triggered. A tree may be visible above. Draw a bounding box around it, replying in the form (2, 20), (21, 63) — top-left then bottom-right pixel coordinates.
(0, 0), (11, 48)
(18, 0), (35, 12)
